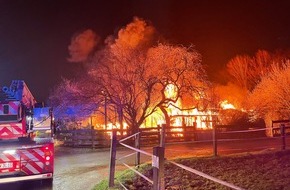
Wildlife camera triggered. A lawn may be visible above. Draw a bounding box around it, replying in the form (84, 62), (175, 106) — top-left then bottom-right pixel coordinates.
(94, 149), (290, 190)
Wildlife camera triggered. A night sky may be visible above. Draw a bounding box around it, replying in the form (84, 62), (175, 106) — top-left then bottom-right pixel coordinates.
(0, 0), (290, 102)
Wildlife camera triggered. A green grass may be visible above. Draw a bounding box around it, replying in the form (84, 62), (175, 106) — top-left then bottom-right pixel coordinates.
(93, 149), (290, 190)
(92, 164), (151, 190)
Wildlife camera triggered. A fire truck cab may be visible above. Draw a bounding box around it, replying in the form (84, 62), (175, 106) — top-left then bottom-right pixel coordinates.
(0, 80), (54, 185)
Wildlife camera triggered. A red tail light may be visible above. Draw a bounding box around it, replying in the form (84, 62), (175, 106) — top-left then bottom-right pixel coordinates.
(41, 143), (54, 172)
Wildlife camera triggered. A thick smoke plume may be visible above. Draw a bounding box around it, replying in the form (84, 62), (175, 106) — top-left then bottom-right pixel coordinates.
(68, 29), (99, 63)
(111, 17), (156, 49)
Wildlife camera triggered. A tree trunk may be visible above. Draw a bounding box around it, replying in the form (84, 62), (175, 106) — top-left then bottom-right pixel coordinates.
(117, 106), (124, 136)
(159, 106), (170, 127)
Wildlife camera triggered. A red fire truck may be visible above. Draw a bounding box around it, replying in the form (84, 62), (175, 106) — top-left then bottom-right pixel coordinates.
(0, 80), (54, 185)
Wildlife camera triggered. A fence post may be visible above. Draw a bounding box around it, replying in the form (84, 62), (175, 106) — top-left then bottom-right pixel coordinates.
(158, 125), (161, 145)
(213, 125), (217, 157)
(153, 146), (165, 190)
(91, 126), (95, 149)
(109, 130), (117, 187)
(135, 129), (141, 166)
(72, 128), (76, 147)
(280, 124), (286, 150)
(183, 125), (188, 141)
(160, 124), (166, 148)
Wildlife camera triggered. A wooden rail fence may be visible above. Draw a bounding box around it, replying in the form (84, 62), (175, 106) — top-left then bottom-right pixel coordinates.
(108, 123), (290, 189)
(55, 124), (290, 148)
(56, 126), (211, 148)
(55, 129), (112, 148)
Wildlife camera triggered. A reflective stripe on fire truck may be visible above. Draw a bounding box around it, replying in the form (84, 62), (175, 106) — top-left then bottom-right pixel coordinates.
(19, 148), (46, 175)
(0, 123), (24, 138)
(1, 147), (50, 175)
(0, 151), (20, 173)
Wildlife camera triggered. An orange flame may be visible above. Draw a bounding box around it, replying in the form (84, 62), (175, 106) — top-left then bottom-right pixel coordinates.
(220, 100), (235, 110)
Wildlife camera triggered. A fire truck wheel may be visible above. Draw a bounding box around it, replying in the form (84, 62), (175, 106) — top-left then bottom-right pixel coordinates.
(41, 178), (53, 187)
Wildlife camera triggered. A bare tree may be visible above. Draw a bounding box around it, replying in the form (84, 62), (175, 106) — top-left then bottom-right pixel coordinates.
(51, 17), (209, 134)
(227, 50), (290, 92)
(145, 44), (208, 126)
(227, 55), (253, 90)
(86, 43), (208, 134)
(247, 61), (290, 132)
(49, 78), (99, 119)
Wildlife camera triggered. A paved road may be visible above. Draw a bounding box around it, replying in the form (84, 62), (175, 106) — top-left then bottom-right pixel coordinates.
(0, 137), (289, 190)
